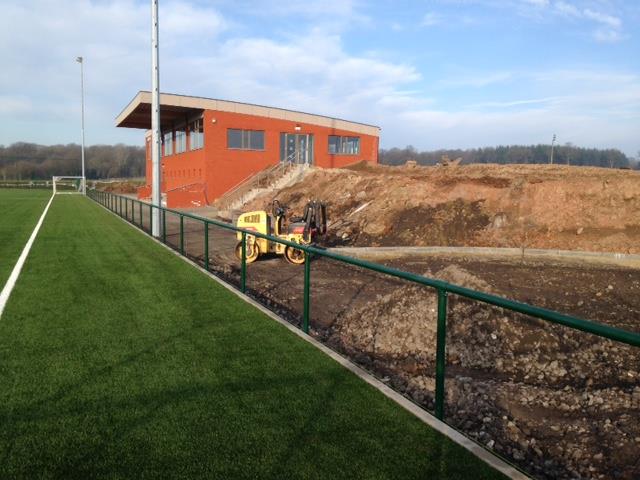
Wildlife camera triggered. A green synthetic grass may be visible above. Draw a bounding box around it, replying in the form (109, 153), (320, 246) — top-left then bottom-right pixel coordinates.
(0, 196), (506, 480)
(0, 188), (52, 287)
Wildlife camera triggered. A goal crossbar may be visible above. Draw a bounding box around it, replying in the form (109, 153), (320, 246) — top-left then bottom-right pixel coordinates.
(53, 176), (86, 195)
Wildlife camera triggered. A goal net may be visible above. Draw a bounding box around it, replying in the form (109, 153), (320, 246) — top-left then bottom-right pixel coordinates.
(53, 176), (85, 195)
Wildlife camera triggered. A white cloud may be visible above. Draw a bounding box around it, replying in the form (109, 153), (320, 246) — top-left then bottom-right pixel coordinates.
(554, 1), (580, 17)
(523, 0), (549, 7)
(162, 2), (227, 37)
(240, 0), (373, 32)
(0, 95), (34, 116)
(421, 12), (443, 27)
(468, 97), (560, 108)
(387, 95), (640, 153)
(445, 72), (514, 88)
(510, 1), (626, 43)
(549, 2), (624, 42)
(593, 28), (623, 43)
(170, 31), (421, 125)
(583, 8), (621, 29)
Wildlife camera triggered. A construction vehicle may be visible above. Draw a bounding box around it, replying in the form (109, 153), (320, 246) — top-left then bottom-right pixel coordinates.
(234, 200), (327, 265)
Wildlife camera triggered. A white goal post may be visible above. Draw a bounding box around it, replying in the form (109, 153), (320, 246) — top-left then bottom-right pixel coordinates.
(52, 176), (86, 195)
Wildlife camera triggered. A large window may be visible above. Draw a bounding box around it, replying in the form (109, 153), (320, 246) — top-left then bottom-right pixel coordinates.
(163, 131), (173, 156)
(189, 119), (203, 150)
(227, 129), (265, 150)
(175, 126), (187, 154)
(328, 135), (360, 155)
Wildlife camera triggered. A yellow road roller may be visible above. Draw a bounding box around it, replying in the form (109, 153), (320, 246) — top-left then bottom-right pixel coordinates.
(235, 200), (326, 265)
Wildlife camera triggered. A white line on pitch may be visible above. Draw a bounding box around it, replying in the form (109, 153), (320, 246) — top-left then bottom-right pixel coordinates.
(0, 193), (55, 318)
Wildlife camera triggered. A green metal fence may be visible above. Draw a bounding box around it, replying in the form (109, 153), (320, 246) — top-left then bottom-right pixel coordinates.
(88, 190), (640, 443)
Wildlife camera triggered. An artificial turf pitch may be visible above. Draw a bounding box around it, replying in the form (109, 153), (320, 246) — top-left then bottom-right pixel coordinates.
(0, 194), (506, 479)
(0, 188), (51, 286)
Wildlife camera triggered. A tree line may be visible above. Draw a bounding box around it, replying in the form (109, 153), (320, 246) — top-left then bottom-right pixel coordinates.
(1, 141), (638, 181)
(380, 144), (639, 169)
(0, 142), (146, 180)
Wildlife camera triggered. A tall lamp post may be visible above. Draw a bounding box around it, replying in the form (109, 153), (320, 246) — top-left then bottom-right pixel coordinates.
(549, 133), (556, 165)
(76, 56), (86, 194)
(151, 0), (161, 237)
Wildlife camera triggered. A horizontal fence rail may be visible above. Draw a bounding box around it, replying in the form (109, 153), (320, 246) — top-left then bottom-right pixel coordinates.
(88, 189), (640, 469)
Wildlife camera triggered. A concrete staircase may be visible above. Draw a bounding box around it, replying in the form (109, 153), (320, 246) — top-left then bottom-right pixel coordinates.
(216, 163), (311, 217)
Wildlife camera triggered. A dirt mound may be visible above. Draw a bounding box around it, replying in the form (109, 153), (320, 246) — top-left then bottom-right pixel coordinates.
(323, 264), (640, 480)
(245, 163), (640, 253)
(435, 264), (495, 291)
(95, 180), (143, 194)
(329, 265), (494, 360)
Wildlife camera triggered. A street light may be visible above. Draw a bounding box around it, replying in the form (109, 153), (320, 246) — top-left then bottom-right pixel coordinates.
(151, 0), (162, 237)
(549, 133), (556, 165)
(76, 56), (86, 194)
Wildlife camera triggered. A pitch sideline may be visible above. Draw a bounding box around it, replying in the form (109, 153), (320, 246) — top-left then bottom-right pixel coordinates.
(0, 192), (55, 318)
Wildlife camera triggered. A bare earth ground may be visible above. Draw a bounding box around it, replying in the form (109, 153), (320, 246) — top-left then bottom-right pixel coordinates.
(115, 163), (640, 479)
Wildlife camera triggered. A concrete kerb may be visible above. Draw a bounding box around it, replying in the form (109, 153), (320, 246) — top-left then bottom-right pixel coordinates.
(331, 246), (640, 268)
(91, 197), (529, 480)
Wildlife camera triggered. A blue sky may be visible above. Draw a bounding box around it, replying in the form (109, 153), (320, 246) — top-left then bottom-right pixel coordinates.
(1, 0), (639, 156)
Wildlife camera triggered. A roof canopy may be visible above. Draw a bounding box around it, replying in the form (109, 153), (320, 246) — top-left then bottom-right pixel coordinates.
(115, 91), (380, 136)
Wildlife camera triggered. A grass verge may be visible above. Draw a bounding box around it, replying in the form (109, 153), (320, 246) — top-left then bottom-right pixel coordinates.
(0, 195), (506, 479)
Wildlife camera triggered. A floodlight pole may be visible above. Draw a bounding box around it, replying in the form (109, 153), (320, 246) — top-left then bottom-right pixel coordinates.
(151, 0), (162, 237)
(549, 133), (556, 165)
(76, 56), (86, 194)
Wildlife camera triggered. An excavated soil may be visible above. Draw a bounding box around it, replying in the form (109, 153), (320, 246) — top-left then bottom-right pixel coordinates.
(245, 163), (640, 254)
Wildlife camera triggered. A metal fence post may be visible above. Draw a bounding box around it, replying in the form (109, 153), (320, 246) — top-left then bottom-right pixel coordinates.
(435, 288), (448, 420)
(131, 199), (135, 224)
(179, 215), (184, 255)
(241, 232), (247, 293)
(204, 221), (209, 271)
(303, 251), (311, 334)
(149, 204), (152, 232)
(139, 202), (143, 228)
(162, 209), (166, 243)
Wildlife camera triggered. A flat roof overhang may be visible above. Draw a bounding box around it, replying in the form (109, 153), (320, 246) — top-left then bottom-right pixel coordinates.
(115, 92), (203, 129)
(115, 91), (381, 137)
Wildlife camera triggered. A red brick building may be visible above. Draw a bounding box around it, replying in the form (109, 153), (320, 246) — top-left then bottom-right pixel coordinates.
(116, 92), (380, 207)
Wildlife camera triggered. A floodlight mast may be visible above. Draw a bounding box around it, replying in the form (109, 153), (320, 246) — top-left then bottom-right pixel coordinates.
(76, 56), (86, 194)
(150, 0), (162, 237)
